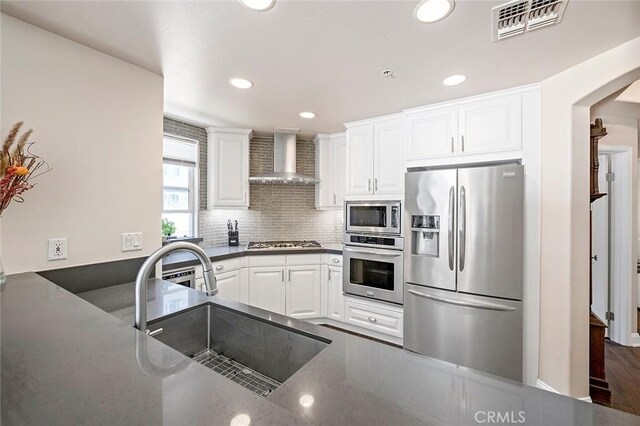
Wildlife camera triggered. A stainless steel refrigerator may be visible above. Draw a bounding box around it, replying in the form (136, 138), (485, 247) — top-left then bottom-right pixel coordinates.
(403, 163), (524, 382)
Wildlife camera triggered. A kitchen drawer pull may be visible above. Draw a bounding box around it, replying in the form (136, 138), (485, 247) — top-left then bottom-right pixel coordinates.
(368, 316), (377, 323)
(215, 265), (224, 271)
(368, 178), (372, 192)
(332, 258), (340, 263)
(407, 289), (517, 312)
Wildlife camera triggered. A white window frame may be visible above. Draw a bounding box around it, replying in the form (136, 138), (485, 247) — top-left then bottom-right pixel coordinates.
(163, 133), (199, 237)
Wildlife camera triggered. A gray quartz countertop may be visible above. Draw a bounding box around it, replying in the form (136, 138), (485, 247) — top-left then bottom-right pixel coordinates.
(3, 273), (639, 425)
(162, 243), (343, 271)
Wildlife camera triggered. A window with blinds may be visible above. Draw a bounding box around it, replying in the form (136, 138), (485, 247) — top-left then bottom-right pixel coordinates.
(162, 135), (198, 238)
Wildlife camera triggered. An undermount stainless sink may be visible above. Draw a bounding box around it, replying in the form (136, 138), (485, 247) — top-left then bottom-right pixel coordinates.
(147, 303), (330, 397)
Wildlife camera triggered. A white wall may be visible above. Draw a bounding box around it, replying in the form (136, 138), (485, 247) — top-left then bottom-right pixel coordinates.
(539, 36), (640, 398)
(0, 14), (163, 273)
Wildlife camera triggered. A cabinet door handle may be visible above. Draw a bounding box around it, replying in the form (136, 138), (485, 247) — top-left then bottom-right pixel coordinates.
(333, 193), (337, 205)
(281, 270), (284, 282)
(374, 178), (378, 192)
(451, 137), (454, 153)
(332, 258), (340, 263)
(368, 316), (377, 323)
(328, 270), (331, 282)
(461, 135), (465, 152)
(288, 269), (291, 282)
(368, 178), (371, 192)
(215, 265), (224, 271)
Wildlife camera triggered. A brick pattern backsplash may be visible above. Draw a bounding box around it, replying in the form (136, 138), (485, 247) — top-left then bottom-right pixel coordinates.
(163, 118), (343, 247)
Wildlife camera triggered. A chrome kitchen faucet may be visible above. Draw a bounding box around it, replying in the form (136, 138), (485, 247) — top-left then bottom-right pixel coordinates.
(134, 242), (218, 333)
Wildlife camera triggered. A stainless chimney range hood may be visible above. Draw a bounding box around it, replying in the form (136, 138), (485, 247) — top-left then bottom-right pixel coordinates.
(249, 128), (319, 185)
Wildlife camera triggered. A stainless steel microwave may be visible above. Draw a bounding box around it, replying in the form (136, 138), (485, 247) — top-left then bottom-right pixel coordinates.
(345, 201), (401, 235)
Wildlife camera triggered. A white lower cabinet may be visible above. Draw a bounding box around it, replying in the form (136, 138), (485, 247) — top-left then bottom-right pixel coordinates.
(209, 253), (401, 342)
(248, 266), (286, 315)
(344, 296), (404, 338)
(216, 269), (243, 303)
(327, 265), (344, 321)
(286, 265), (321, 319)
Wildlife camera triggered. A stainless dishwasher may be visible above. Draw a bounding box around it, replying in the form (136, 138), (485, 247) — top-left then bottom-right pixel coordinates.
(162, 267), (196, 289)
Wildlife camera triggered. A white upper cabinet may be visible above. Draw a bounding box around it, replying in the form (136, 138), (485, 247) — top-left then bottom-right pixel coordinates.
(315, 133), (346, 209)
(373, 118), (404, 195)
(405, 107), (458, 159)
(345, 124), (375, 195)
(404, 86), (535, 166)
(207, 127), (252, 209)
(345, 116), (404, 198)
(332, 134), (347, 206)
(458, 94), (521, 155)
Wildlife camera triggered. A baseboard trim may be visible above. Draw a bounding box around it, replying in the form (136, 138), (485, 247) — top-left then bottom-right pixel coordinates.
(536, 379), (592, 402)
(536, 379), (559, 393)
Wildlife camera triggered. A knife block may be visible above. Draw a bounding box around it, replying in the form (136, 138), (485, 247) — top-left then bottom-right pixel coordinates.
(228, 231), (239, 246)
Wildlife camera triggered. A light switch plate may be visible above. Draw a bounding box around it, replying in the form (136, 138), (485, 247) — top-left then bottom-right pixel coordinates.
(48, 238), (67, 261)
(122, 232), (143, 252)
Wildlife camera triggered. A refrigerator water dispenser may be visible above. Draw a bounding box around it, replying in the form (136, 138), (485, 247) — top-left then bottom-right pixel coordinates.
(411, 215), (439, 257)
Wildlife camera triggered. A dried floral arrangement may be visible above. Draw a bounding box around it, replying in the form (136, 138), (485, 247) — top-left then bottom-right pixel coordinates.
(0, 122), (50, 216)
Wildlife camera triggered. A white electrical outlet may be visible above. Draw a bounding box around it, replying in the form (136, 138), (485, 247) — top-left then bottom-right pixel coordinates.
(48, 238), (67, 261)
(122, 232), (143, 252)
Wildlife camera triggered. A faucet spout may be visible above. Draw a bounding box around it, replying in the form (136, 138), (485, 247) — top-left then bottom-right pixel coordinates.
(134, 241), (218, 332)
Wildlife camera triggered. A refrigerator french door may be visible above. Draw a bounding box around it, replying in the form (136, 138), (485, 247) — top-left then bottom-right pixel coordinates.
(403, 164), (524, 382)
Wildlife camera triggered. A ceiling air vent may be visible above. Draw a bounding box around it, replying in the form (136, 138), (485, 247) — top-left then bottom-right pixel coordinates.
(492, 0), (569, 41)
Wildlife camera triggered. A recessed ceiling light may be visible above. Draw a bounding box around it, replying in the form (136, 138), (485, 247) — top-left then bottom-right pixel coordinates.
(239, 0), (276, 11)
(229, 78), (254, 89)
(443, 74), (466, 86)
(414, 0), (455, 23)
(299, 112), (317, 119)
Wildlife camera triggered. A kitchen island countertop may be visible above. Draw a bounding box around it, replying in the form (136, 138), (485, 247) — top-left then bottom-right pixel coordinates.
(3, 272), (639, 425)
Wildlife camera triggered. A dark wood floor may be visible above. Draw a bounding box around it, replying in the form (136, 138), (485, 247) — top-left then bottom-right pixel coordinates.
(601, 340), (640, 416)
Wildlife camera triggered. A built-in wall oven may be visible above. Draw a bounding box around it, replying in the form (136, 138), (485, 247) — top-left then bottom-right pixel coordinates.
(343, 201), (404, 305)
(345, 201), (401, 235)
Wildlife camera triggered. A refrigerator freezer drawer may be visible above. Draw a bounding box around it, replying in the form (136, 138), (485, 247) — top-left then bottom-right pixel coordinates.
(403, 283), (522, 382)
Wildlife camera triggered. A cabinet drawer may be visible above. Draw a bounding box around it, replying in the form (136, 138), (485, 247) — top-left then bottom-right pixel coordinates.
(286, 254), (322, 265)
(211, 257), (246, 274)
(324, 254), (343, 267)
(249, 255), (286, 267)
(344, 297), (403, 338)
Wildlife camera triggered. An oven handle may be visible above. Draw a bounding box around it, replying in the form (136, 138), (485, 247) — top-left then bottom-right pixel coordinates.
(407, 289), (516, 312)
(343, 247), (402, 257)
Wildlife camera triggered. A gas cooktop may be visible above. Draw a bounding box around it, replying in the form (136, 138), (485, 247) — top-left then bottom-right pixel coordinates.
(246, 240), (322, 250)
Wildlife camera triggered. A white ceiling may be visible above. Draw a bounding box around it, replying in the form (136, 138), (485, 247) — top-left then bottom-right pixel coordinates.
(2, 0), (640, 137)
